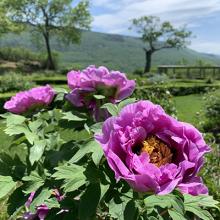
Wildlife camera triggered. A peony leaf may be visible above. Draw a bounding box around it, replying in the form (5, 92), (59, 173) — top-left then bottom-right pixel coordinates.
(62, 111), (86, 121)
(70, 140), (101, 163)
(184, 194), (220, 210)
(168, 210), (187, 220)
(93, 94), (105, 99)
(0, 113), (26, 126)
(0, 175), (16, 199)
(22, 171), (45, 194)
(79, 183), (101, 220)
(185, 205), (214, 220)
(52, 164), (86, 193)
(118, 98), (136, 111)
(29, 188), (52, 213)
(101, 103), (118, 116)
(29, 140), (47, 165)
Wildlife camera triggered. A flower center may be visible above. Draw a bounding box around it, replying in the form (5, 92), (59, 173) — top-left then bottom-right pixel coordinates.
(134, 136), (173, 167)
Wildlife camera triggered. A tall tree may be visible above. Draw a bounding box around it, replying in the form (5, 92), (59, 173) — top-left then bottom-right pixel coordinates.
(4, 0), (91, 70)
(130, 16), (192, 73)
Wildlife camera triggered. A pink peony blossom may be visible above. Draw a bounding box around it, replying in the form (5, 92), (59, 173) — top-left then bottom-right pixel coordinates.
(66, 65), (135, 121)
(4, 85), (55, 114)
(95, 100), (210, 195)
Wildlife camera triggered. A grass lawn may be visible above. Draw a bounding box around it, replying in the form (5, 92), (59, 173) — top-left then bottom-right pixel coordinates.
(173, 94), (205, 125)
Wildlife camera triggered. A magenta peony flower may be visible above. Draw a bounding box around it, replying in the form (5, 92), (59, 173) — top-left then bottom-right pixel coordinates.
(66, 65), (135, 120)
(4, 85), (55, 114)
(95, 100), (210, 195)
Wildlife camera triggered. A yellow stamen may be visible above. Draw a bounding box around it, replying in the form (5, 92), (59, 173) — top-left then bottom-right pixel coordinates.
(141, 136), (173, 167)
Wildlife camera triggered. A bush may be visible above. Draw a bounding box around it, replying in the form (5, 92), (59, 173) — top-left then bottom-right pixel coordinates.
(0, 47), (43, 63)
(203, 89), (220, 133)
(147, 73), (170, 84)
(133, 87), (177, 116)
(0, 72), (36, 93)
(133, 68), (144, 76)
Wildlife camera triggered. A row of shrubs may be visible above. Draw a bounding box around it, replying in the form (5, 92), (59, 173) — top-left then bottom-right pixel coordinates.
(0, 47), (60, 71)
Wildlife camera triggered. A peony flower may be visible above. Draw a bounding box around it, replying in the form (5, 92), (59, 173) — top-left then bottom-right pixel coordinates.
(95, 100), (210, 195)
(66, 65), (135, 121)
(4, 85), (55, 114)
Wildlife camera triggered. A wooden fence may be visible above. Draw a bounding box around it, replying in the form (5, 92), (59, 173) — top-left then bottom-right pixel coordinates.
(157, 65), (220, 79)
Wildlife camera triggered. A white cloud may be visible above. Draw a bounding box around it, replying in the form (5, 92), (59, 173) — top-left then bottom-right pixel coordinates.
(190, 41), (220, 55)
(92, 0), (220, 34)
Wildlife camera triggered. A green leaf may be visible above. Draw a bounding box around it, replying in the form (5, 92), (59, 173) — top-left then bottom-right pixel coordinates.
(90, 122), (103, 134)
(184, 194), (220, 210)
(22, 171), (44, 194)
(0, 175), (16, 199)
(92, 143), (103, 166)
(29, 140), (47, 165)
(101, 103), (118, 116)
(28, 120), (42, 133)
(62, 111), (86, 122)
(52, 164), (86, 192)
(79, 183), (101, 220)
(118, 98), (136, 111)
(70, 140), (101, 163)
(44, 197), (60, 209)
(0, 113), (26, 126)
(93, 94), (105, 99)
(29, 188), (52, 213)
(124, 200), (137, 220)
(185, 206), (214, 220)
(168, 210), (187, 220)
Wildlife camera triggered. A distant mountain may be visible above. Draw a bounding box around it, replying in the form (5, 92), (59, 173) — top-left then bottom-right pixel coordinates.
(1, 30), (220, 73)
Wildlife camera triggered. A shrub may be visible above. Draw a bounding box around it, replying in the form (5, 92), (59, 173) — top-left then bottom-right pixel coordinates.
(147, 73), (170, 84)
(203, 89), (220, 133)
(0, 47), (43, 63)
(133, 68), (144, 76)
(0, 72), (36, 93)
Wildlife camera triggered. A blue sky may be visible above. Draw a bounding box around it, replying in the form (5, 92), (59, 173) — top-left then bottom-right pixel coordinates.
(86, 0), (220, 55)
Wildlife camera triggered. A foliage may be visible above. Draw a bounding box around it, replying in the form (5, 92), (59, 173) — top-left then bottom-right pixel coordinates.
(0, 75), (219, 219)
(0, 47), (44, 63)
(203, 89), (220, 133)
(3, 0), (91, 69)
(0, 72), (36, 93)
(130, 16), (192, 72)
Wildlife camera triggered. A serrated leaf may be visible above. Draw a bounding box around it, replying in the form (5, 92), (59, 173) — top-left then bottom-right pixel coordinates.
(79, 183), (101, 220)
(62, 112), (86, 121)
(28, 120), (42, 133)
(52, 164), (86, 192)
(22, 172), (44, 194)
(0, 113), (26, 126)
(29, 188), (52, 213)
(93, 94), (105, 99)
(101, 103), (118, 116)
(168, 210), (187, 220)
(44, 197), (60, 209)
(0, 175), (16, 199)
(118, 98), (136, 111)
(29, 140), (47, 165)
(70, 140), (101, 163)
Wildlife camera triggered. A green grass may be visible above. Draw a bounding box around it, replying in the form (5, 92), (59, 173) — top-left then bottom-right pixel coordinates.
(173, 94), (205, 125)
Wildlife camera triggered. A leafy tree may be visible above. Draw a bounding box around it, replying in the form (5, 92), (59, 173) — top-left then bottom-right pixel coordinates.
(0, 2), (22, 36)
(130, 16), (192, 73)
(4, 0), (91, 70)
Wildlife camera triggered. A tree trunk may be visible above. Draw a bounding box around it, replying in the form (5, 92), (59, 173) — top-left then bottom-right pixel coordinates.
(43, 33), (55, 70)
(144, 50), (153, 73)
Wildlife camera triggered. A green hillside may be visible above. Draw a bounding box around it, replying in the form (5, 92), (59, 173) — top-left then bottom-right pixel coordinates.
(1, 30), (220, 73)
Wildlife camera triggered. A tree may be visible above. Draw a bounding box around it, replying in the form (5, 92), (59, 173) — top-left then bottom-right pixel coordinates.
(130, 16), (192, 73)
(0, 2), (22, 36)
(4, 0), (91, 70)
